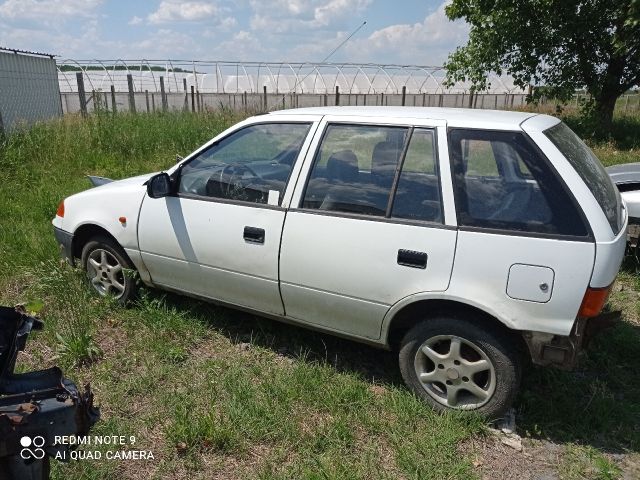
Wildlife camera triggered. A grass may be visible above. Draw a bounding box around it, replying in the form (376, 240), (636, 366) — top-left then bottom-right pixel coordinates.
(1, 110), (640, 479)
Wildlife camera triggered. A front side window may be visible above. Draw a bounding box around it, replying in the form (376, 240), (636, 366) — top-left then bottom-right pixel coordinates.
(544, 122), (622, 234)
(302, 124), (442, 223)
(449, 129), (589, 237)
(178, 123), (311, 205)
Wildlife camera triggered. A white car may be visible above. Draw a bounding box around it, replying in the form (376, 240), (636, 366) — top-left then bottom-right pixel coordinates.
(52, 107), (627, 418)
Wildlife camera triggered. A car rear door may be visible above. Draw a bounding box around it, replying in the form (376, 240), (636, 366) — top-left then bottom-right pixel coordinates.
(137, 115), (321, 315)
(279, 115), (457, 339)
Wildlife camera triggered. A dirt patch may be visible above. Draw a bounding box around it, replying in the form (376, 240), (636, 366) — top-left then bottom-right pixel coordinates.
(461, 434), (562, 480)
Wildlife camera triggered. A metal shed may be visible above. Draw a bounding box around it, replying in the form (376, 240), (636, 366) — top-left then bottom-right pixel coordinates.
(0, 47), (62, 133)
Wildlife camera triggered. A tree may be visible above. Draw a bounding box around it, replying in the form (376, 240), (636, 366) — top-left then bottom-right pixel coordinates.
(444, 0), (640, 136)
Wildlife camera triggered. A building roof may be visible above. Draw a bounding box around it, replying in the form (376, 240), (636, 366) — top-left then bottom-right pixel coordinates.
(0, 46), (56, 58)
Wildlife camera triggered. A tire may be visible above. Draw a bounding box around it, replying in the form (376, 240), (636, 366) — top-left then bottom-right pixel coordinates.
(398, 315), (521, 419)
(81, 235), (137, 303)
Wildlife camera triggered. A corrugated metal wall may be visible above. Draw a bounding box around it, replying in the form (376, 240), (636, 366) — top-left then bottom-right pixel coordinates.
(0, 51), (62, 133)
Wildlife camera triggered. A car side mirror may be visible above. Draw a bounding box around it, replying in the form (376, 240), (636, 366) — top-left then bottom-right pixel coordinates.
(147, 172), (172, 199)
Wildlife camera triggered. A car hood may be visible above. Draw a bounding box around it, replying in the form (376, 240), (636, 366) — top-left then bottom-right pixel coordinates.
(92, 172), (158, 190)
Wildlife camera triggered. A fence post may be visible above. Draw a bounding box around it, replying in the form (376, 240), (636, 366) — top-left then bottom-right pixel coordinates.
(126, 74), (136, 113)
(145, 90), (150, 113)
(159, 76), (167, 112)
(324, 93), (328, 106)
(183, 78), (188, 111)
(76, 72), (87, 117)
(335, 85), (340, 106)
(401, 85), (406, 106)
(151, 93), (156, 112)
(263, 85), (268, 110)
(191, 86), (196, 112)
(110, 85), (117, 113)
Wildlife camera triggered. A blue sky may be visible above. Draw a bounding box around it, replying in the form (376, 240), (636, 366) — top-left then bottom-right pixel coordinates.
(0, 0), (469, 65)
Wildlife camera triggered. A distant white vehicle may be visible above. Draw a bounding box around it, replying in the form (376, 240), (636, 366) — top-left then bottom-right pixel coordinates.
(53, 107), (626, 418)
(607, 162), (640, 253)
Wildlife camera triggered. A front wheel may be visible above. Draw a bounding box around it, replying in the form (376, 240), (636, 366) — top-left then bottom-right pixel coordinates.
(398, 316), (521, 419)
(81, 236), (137, 303)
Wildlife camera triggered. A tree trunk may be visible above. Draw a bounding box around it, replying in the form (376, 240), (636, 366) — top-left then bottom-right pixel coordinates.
(593, 92), (618, 138)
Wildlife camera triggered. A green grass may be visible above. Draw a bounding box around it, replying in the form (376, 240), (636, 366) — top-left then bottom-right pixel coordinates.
(1, 111), (640, 479)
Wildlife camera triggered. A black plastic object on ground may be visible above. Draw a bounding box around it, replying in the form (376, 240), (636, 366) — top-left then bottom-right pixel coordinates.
(0, 306), (99, 480)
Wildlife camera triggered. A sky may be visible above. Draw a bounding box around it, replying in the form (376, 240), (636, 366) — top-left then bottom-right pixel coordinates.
(0, 0), (469, 65)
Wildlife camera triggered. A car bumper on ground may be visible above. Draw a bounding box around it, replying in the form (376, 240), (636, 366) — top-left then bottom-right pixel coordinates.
(523, 310), (622, 369)
(53, 226), (74, 265)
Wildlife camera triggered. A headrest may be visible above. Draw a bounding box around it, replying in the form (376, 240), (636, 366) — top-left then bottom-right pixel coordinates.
(326, 150), (359, 182)
(372, 141), (400, 177)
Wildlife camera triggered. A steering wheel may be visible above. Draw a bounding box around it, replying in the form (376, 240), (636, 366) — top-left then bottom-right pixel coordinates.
(219, 163), (260, 197)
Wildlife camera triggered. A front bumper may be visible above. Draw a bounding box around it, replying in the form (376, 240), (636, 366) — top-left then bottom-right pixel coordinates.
(523, 310), (621, 370)
(53, 226), (74, 266)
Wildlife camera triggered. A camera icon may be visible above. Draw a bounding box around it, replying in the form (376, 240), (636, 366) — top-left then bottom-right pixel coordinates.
(19, 436), (46, 460)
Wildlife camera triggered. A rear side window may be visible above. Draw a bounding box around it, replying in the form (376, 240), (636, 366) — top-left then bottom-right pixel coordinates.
(302, 124), (443, 223)
(544, 122), (622, 234)
(449, 129), (589, 237)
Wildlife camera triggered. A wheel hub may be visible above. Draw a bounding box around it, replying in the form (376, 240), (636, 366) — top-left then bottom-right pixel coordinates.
(446, 368), (459, 380)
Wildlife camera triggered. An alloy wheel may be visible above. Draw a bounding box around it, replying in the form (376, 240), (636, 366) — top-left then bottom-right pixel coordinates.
(86, 248), (126, 299)
(413, 334), (496, 409)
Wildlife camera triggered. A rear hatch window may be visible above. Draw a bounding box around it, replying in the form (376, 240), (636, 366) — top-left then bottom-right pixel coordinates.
(544, 122), (622, 235)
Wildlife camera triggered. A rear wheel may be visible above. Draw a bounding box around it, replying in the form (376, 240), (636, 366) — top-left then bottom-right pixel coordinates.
(399, 316), (521, 419)
(81, 236), (137, 303)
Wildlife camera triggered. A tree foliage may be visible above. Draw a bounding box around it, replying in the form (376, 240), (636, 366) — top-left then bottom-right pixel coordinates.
(444, 0), (640, 135)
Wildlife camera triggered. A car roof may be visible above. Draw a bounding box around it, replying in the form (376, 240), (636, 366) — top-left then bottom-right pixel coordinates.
(268, 106), (544, 130)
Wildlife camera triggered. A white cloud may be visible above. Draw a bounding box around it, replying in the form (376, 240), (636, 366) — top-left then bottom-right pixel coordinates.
(345, 1), (468, 65)
(0, 0), (102, 20)
(128, 15), (143, 26)
(249, 0), (371, 33)
(217, 30), (265, 60)
(313, 0), (370, 27)
(148, 1), (222, 24)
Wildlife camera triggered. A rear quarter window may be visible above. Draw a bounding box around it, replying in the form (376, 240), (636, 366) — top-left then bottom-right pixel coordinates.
(544, 122), (622, 235)
(449, 128), (590, 238)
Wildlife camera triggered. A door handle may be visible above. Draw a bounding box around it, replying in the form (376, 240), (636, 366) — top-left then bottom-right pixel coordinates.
(243, 226), (265, 244)
(397, 249), (428, 269)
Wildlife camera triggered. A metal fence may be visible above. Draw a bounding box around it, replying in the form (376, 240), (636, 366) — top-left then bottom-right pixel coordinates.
(0, 47), (62, 133)
(60, 89), (531, 115)
(56, 60), (525, 95)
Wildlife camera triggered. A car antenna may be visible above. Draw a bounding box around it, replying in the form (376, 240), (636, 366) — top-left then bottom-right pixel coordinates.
(267, 20), (367, 112)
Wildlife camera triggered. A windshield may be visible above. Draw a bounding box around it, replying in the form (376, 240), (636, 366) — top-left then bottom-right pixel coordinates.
(544, 122), (622, 235)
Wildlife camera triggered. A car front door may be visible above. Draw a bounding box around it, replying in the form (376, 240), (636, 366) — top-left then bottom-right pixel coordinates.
(137, 116), (319, 315)
(279, 116), (458, 339)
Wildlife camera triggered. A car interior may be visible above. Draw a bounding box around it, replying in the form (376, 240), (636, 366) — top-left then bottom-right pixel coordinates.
(303, 131), (443, 222)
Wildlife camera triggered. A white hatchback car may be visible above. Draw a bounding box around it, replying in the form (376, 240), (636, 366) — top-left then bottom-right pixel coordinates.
(53, 107), (627, 418)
